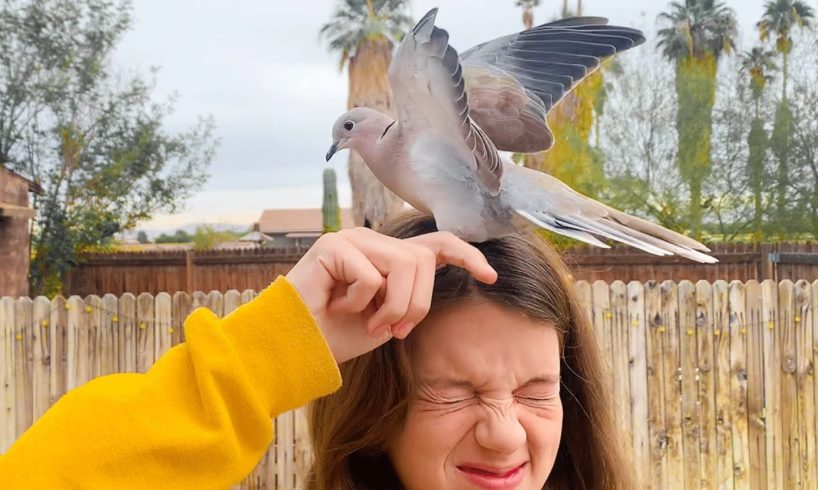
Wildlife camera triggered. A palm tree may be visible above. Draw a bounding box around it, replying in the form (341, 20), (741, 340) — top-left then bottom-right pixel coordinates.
(741, 47), (777, 118)
(757, 0), (814, 236)
(657, 0), (737, 239)
(515, 0), (541, 29)
(320, 0), (411, 229)
(741, 47), (777, 241)
(757, 0), (814, 100)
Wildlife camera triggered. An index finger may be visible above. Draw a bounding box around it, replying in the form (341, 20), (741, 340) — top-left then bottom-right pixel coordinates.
(407, 232), (497, 284)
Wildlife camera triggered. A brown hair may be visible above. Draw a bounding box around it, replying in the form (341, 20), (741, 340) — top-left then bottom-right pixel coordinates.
(306, 212), (634, 489)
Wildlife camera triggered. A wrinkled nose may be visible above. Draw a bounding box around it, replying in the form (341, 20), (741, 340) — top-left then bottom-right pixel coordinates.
(474, 405), (527, 454)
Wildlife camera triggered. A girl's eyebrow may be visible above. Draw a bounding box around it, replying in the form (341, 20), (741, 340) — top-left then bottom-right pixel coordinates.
(418, 374), (561, 390)
(519, 375), (561, 388)
(417, 377), (474, 390)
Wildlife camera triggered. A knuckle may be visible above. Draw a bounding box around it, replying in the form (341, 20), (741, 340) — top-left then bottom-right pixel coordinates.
(437, 230), (458, 242)
(361, 270), (382, 290)
(317, 231), (338, 244)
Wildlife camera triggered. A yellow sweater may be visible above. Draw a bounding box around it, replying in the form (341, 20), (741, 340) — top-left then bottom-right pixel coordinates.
(0, 277), (342, 489)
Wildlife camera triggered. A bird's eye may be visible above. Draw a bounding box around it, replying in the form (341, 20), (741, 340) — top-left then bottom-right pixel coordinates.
(343, 121), (354, 131)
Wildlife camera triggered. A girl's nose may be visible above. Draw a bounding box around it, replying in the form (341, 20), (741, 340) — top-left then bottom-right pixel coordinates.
(473, 404), (527, 454)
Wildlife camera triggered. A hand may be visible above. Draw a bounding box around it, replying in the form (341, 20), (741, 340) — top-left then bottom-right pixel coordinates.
(285, 227), (497, 363)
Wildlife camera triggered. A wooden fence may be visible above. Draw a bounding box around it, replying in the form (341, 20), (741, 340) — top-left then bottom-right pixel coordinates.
(59, 242), (818, 297)
(2, 280), (817, 489)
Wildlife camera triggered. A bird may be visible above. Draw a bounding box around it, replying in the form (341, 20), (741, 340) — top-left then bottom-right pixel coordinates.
(325, 8), (717, 263)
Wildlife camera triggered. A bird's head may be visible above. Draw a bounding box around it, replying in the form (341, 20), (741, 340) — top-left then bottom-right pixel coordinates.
(326, 107), (389, 161)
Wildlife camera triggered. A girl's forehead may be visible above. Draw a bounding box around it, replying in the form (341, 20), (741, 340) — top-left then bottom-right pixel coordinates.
(410, 300), (561, 386)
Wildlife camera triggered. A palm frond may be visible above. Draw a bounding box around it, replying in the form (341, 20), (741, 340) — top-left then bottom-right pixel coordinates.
(319, 0), (412, 69)
(657, 0), (737, 60)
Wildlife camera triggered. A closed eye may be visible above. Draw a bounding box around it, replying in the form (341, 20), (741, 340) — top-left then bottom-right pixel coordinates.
(438, 396), (475, 405)
(515, 395), (559, 405)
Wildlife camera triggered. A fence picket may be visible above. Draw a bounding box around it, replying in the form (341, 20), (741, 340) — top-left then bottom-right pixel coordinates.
(48, 296), (67, 405)
(0, 297), (15, 452)
(661, 281), (684, 490)
(171, 291), (192, 345)
(136, 292), (155, 373)
(678, 281), (701, 489)
(712, 280), (735, 488)
(727, 281), (749, 489)
(155, 292), (172, 358)
(813, 280), (818, 481)
(644, 281), (668, 488)
(31, 296), (50, 421)
(592, 280), (613, 387)
(794, 280), (816, 485)
(745, 280), (766, 490)
(223, 290), (242, 316)
(777, 280), (799, 489)
(611, 281), (632, 461)
(761, 279), (782, 489)
(14, 297), (32, 438)
(100, 294), (119, 375)
(696, 280), (717, 489)
(119, 293), (136, 372)
(627, 281), (649, 488)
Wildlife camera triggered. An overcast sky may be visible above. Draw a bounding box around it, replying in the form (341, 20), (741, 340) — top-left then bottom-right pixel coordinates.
(115, 0), (768, 232)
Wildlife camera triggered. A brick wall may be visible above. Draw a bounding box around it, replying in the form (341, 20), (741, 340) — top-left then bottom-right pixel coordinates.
(0, 169), (33, 298)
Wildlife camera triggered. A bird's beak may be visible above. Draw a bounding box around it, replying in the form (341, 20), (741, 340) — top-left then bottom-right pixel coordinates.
(325, 141), (339, 162)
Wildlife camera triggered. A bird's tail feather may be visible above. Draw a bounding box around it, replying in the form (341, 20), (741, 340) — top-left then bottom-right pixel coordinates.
(515, 210), (610, 248)
(516, 209), (718, 264)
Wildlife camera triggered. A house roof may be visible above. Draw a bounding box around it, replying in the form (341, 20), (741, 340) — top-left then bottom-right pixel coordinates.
(239, 231), (273, 242)
(256, 208), (353, 234)
(0, 166), (44, 194)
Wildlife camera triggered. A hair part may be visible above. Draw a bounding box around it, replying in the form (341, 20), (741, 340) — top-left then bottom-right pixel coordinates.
(306, 211), (634, 489)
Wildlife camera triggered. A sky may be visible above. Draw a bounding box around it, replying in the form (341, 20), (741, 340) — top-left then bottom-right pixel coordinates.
(115, 0), (768, 233)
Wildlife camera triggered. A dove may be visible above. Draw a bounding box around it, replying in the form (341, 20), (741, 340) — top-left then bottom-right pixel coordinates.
(325, 8), (717, 263)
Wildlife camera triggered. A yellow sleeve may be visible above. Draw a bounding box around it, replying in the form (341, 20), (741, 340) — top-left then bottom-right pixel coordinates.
(0, 276), (341, 489)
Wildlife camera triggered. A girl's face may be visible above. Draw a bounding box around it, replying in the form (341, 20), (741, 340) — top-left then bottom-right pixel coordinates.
(389, 300), (563, 490)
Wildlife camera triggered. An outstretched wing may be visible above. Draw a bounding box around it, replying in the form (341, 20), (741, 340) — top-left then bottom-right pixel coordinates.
(389, 8), (503, 195)
(461, 18), (645, 153)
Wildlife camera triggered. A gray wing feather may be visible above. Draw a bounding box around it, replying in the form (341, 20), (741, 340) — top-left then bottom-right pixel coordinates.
(390, 8), (502, 195)
(461, 18), (645, 153)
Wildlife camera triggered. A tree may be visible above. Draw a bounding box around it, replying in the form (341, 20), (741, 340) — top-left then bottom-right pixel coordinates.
(740, 47), (777, 241)
(786, 33), (818, 237)
(0, 0), (217, 295)
(757, 0), (814, 235)
(598, 51), (688, 232)
(757, 0), (814, 101)
(657, 0), (737, 239)
(136, 230), (150, 244)
(155, 230), (193, 244)
(192, 225), (238, 251)
(320, 0), (410, 229)
(322, 167), (341, 233)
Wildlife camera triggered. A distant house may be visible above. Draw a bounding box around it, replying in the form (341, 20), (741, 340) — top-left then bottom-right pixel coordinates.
(254, 208), (353, 248)
(0, 166), (43, 298)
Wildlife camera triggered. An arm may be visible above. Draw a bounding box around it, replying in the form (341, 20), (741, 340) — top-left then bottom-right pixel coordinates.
(0, 276), (341, 489)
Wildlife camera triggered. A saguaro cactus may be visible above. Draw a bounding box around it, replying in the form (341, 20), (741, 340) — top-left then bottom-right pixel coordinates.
(322, 168), (341, 233)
